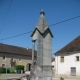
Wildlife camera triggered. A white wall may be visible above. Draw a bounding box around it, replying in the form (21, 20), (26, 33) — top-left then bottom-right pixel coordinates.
(55, 52), (80, 76)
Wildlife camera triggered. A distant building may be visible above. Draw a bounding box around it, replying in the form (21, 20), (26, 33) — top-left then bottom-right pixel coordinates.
(0, 43), (37, 71)
(52, 58), (55, 74)
(55, 36), (80, 77)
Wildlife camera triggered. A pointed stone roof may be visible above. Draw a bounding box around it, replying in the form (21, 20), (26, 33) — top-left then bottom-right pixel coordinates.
(31, 10), (53, 37)
(36, 10), (48, 33)
(55, 35), (80, 54)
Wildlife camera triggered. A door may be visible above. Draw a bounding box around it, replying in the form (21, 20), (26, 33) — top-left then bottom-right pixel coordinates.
(29, 63), (31, 71)
(26, 63), (31, 71)
(71, 67), (76, 75)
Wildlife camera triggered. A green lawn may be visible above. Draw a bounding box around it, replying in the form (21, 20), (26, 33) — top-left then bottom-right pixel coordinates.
(0, 79), (7, 80)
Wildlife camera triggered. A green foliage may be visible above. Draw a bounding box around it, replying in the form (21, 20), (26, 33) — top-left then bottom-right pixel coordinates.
(0, 67), (16, 74)
(0, 67), (10, 73)
(8, 67), (15, 73)
(1, 68), (6, 73)
(0, 79), (7, 80)
(16, 65), (24, 70)
(60, 77), (64, 80)
(0, 67), (1, 75)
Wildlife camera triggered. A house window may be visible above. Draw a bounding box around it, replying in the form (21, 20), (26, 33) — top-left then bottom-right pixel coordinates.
(2, 55), (6, 60)
(2, 64), (5, 67)
(19, 57), (21, 61)
(76, 56), (79, 61)
(71, 67), (76, 75)
(60, 56), (64, 62)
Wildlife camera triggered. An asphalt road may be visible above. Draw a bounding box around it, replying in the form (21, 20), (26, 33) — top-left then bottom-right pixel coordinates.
(0, 74), (25, 79)
(53, 78), (80, 80)
(52, 77), (80, 80)
(0, 74), (80, 80)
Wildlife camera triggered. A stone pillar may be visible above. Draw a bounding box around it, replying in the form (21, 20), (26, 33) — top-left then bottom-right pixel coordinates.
(31, 10), (53, 80)
(32, 40), (35, 64)
(30, 40), (36, 80)
(37, 33), (52, 80)
(32, 40), (36, 64)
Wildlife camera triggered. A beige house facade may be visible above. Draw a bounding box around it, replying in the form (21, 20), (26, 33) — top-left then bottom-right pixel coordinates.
(0, 43), (37, 71)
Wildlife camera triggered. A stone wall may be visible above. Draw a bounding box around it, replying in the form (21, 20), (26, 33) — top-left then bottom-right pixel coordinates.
(0, 52), (35, 70)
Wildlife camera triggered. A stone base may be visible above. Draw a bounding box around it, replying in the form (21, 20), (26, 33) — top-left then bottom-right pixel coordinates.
(38, 76), (52, 80)
(31, 76), (52, 80)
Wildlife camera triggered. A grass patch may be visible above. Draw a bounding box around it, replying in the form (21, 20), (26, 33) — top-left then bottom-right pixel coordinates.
(0, 79), (7, 80)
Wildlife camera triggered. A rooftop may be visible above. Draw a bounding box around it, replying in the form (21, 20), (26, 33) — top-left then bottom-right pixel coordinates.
(0, 43), (37, 56)
(55, 35), (80, 54)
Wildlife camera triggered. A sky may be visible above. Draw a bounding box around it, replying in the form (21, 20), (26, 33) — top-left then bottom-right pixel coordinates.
(0, 0), (80, 57)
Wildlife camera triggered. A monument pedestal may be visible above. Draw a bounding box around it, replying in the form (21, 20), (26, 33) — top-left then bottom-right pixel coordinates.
(38, 66), (52, 80)
(38, 76), (52, 80)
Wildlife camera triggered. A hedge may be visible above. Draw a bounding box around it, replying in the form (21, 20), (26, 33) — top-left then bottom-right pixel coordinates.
(16, 65), (24, 70)
(0, 67), (10, 73)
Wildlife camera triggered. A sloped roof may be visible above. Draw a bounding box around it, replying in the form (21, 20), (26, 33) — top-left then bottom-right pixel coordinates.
(55, 35), (80, 54)
(0, 43), (37, 56)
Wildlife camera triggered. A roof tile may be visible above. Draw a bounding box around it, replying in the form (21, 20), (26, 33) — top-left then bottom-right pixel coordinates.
(55, 35), (80, 54)
(0, 43), (37, 56)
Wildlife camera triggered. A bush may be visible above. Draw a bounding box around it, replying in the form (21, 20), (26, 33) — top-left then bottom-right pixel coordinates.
(1, 68), (6, 73)
(16, 65), (24, 70)
(0, 67), (17, 74)
(0, 67), (1, 75)
(8, 67), (15, 73)
(0, 67), (10, 73)
(60, 77), (64, 80)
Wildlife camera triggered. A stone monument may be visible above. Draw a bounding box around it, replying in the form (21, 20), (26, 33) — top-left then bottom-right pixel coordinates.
(31, 10), (53, 80)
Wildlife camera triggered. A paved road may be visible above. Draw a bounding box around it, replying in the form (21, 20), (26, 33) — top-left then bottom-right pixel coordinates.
(0, 74), (80, 80)
(52, 77), (80, 80)
(0, 74), (25, 79)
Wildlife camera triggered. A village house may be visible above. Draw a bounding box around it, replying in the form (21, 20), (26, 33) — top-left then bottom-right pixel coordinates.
(55, 35), (80, 77)
(0, 43), (54, 72)
(0, 43), (37, 71)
